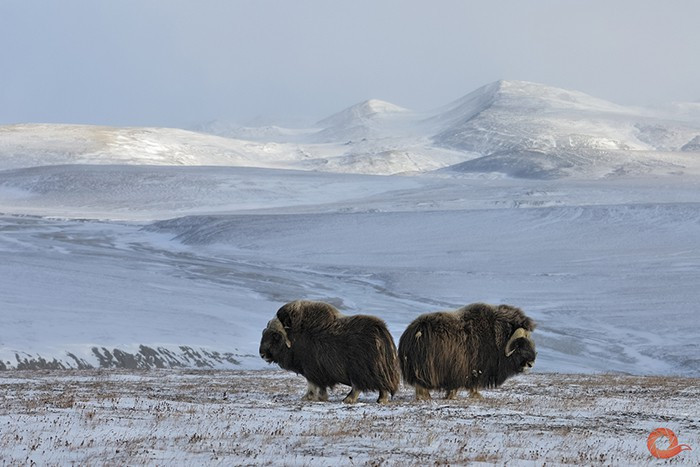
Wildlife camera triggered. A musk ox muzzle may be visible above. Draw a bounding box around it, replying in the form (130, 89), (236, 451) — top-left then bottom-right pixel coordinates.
(259, 318), (291, 363)
(505, 327), (536, 373)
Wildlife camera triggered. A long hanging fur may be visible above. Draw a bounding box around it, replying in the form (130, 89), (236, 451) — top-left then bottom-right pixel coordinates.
(260, 300), (400, 398)
(398, 303), (536, 392)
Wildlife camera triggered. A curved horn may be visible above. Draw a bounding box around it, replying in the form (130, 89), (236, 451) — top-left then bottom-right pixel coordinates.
(504, 328), (530, 357)
(266, 318), (291, 348)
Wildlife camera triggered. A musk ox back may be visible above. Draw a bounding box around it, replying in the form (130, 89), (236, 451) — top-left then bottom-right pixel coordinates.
(259, 300), (400, 403)
(398, 302), (536, 400)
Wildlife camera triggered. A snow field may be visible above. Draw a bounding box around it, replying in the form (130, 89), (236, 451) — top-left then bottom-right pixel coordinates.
(1, 370), (698, 465)
(1, 166), (699, 376)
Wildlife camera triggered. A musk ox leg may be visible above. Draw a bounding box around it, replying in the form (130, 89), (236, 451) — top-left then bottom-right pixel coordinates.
(377, 390), (390, 404)
(342, 387), (360, 404)
(316, 386), (329, 402)
(415, 384), (431, 401)
(301, 381), (316, 401)
(469, 388), (483, 400)
(445, 389), (458, 400)
(302, 381), (328, 402)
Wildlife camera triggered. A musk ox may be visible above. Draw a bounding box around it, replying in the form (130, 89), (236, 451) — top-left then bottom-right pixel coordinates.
(398, 302), (536, 400)
(259, 300), (400, 403)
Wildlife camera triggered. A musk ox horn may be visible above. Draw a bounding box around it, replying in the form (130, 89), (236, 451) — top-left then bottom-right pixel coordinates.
(504, 328), (531, 357)
(267, 318), (291, 348)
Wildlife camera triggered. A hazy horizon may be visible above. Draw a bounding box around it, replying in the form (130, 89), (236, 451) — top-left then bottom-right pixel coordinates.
(2, 1), (699, 128)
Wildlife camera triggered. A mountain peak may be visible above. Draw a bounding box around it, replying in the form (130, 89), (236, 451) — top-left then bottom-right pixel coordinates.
(316, 99), (408, 128)
(489, 80), (629, 113)
(359, 99), (408, 114)
(430, 80), (633, 133)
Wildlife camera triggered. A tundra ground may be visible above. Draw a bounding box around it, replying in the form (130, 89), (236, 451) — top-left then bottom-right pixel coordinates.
(1, 370), (698, 465)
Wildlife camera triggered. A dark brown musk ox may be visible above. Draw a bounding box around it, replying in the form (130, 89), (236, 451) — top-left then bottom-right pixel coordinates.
(398, 302), (536, 400)
(259, 300), (400, 403)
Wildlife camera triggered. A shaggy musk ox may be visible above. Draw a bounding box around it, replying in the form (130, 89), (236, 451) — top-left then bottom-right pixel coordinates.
(398, 302), (536, 400)
(259, 300), (400, 403)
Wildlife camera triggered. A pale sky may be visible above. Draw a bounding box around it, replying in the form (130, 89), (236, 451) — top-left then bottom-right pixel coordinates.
(1, 0), (699, 128)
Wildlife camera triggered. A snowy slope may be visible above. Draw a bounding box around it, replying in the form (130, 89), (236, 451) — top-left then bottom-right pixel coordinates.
(191, 120), (318, 144)
(0, 124), (304, 170)
(433, 80), (653, 153)
(0, 165), (421, 220)
(312, 99), (412, 143)
(148, 199), (700, 376)
(4, 80), (700, 178)
(431, 80), (700, 178)
(1, 162), (699, 376)
(0, 123), (463, 176)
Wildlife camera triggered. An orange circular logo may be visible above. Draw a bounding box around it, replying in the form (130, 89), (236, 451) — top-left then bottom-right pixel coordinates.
(647, 427), (692, 459)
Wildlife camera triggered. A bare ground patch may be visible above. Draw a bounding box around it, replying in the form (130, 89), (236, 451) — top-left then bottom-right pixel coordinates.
(0, 370), (698, 465)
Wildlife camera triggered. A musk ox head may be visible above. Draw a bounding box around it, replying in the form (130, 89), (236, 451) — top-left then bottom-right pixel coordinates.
(259, 318), (291, 364)
(504, 327), (536, 373)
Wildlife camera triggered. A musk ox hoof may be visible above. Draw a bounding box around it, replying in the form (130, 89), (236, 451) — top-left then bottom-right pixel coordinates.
(444, 389), (458, 400)
(415, 385), (432, 401)
(302, 393), (328, 402)
(342, 388), (360, 404)
(303, 382), (329, 402)
(377, 391), (390, 404)
(469, 389), (483, 400)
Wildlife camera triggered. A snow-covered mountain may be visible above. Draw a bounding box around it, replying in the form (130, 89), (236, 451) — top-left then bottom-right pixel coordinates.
(432, 80), (647, 153)
(312, 99), (412, 143)
(3, 81), (700, 178)
(431, 80), (700, 178)
(315, 80), (700, 178)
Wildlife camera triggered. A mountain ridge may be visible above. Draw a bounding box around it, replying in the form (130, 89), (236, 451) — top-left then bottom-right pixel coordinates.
(2, 80), (700, 178)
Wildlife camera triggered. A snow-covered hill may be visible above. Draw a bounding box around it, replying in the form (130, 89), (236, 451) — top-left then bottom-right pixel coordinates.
(0, 122), (460, 176)
(431, 80), (700, 178)
(0, 124), (305, 170)
(191, 120), (318, 144)
(312, 99), (412, 143)
(0, 165), (420, 220)
(3, 81), (700, 178)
